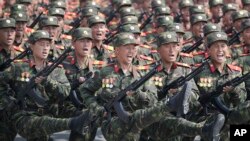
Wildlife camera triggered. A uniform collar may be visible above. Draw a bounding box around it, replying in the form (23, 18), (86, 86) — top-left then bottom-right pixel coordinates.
(113, 62), (138, 78)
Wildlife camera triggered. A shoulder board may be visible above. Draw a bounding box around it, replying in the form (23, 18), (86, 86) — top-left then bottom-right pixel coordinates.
(231, 44), (244, 48)
(183, 39), (193, 45)
(13, 46), (24, 52)
(139, 44), (152, 49)
(175, 62), (191, 68)
(227, 64), (242, 72)
(192, 51), (206, 56)
(180, 52), (193, 58)
(136, 65), (150, 70)
(103, 45), (114, 51)
(25, 27), (35, 34)
(65, 12), (77, 18)
(64, 15), (74, 20)
(55, 45), (64, 50)
(150, 49), (158, 53)
(61, 34), (72, 40)
(239, 53), (250, 57)
(139, 55), (154, 61)
(93, 60), (106, 65)
(14, 59), (29, 63)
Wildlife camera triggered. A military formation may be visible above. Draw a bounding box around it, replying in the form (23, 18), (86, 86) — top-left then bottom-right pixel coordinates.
(1, 0), (250, 141)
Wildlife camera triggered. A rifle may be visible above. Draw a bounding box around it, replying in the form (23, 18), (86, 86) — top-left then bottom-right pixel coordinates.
(69, 72), (93, 108)
(228, 30), (242, 46)
(140, 13), (153, 31)
(158, 57), (210, 100)
(68, 15), (85, 34)
(17, 47), (72, 108)
(199, 71), (250, 115)
(0, 47), (31, 72)
(28, 12), (43, 28)
(181, 37), (203, 53)
(104, 62), (162, 123)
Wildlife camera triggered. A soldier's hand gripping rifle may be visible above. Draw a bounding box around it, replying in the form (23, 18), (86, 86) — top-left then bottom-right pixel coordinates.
(181, 37), (203, 53)
(0, 47), (31, 72)
(104, 63), (162, 123)
(18, 47), (72, 108)
(199, 71), (250, 115)
(140, 13), (154, 31)
(158, 57), (210, 100)
(69, 72), (93, 108)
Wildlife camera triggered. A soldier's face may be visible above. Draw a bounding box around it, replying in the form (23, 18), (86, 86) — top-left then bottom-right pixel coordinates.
(158, 43), (178, 63)
(115, 44), (137, 65)
(192, 22), (205, 37)
(210, 5), (223, 18)
(242, 28), (250, 45)
(0, 28), (16, 47)
(73, 38), (93, 57)
(233, 19), (245, 31)
(91, 23), (107, 41)
(42, 26), (60, 41)
(16, 22), (27, 36)
(208, 41), (228, 64)
(223, 11), (234, 27)
(32, 39), (51, 60)
(181, 7), (190, 22)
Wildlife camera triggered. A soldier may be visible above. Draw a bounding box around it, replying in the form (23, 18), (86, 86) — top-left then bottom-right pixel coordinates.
(9, 30), (93, 141)
(78, 6), (98, 28)
(177, 0), (194, 31)
(63, 27), (107, 141)
(209, 0), (223, 24)
(194, 31), (247, 140)
(48, 8), (66, 34)
(242, 0), (250, 12)
(9, 12), (29, 50)
(222, 3), (239, 36)
(88, 15), (114, 63)
(0, 18), (18, 141)
(39, 16), (65, 61)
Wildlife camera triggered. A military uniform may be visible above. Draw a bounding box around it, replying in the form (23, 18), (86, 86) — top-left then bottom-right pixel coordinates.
(78, 32), (175, 140)
(0, 18), (19, 141)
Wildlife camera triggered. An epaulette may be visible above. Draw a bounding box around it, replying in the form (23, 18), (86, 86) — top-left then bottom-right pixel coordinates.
(103, 45), (114, 51)
(175, 62), (191, 68)
(180, 52), (193, 58)
(63, 25), (73, 31)
(48, 62), (63, 68)
(227, 64), (242, 72)
(140, 29), (156, 36)
(192, 51), (206, 56)
(13, 46), (24, 52)
(239, 53), (250, 57)
(139, 44), (152, 49)
(55, 45), (64, 50)
(14, 59), (29, 63)
(183, 39), (193, 45)
(136, 65), (150, 70)
(150, 49), (158, 53)
(61, 34), (72, 40)
(25, 27), (35, 34)
(65, 12), (77, 18)
(93, 60), (106, 65)
(139, 55), (154, 61)
(231, 43), (244, 48)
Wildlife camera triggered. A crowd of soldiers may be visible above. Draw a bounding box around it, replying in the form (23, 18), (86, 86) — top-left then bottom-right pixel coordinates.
(1, 0), (250, 141)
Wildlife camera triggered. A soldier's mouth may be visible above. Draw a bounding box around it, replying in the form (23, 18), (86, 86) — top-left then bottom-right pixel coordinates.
(217, 54), (224, 59)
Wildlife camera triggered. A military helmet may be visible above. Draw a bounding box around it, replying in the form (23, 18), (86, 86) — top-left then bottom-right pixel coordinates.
(155, 6), (171, 16)
(241, 19), (250, 31)
(117, 0), (132, 10)
(16, 0), (32, 4)
(203, 23), (221, 36)
(119, 7), (136, 17)
(222, 3), (238, 14)
(168, 23), (185, 34)
(0, 18), (16, 29)
(157, 32), (179, 47)
(28, 30), (52, 44)
(48, 8), (65, 17)
(156, 16), (174, 28)
(11, 4), (27, 12)
(72, 27), (93, 41)
(119, 24), (140, 34)
(88, 15), (106, 27)
(151, 0), (165, 9)
(50, 1), (66, 9)
(121, 16), (138, 25)
(190, 5), (205, 15)
(113, 32), (138, 47)
(179, 0), (194, 9)
(86, 1), (101, 10)
(232, 10), (249, 22)
(81, 7), (99, 17)
(191, 14), (207, 25)
(10, 12), (28, 22)
(39, 16), (59, 28)
(206, 31), (227, 48)
(209, 0), (223, 8)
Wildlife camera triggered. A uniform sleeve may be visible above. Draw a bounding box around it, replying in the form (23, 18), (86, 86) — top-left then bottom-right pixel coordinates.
(224, 72), (247, 107)
(78, 70), (103, 109)
(43, 67), (71, 100)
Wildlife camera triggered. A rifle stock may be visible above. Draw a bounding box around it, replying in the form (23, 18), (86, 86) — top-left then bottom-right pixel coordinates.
(139, 13), (153, 31)
(0, 48), (31, 72)
(18, 47), (72, 108)
(28, 12), (43, 28)
(104, 62), (162, 122)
